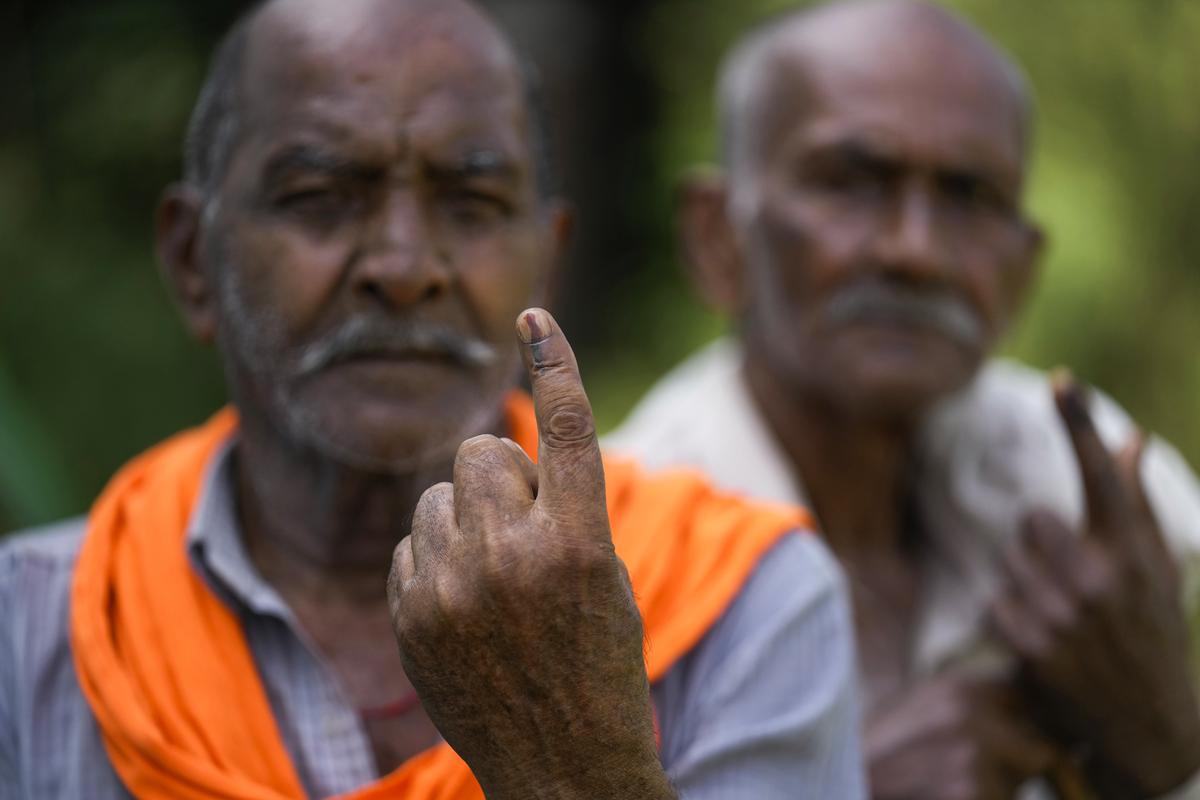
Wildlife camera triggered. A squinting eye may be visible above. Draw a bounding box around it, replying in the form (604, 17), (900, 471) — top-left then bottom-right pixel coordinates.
(939, 174), (1006, 213)
(803, 163), (889, 200)
(277, 188), (357, 224)
(441, 191), (509, 227)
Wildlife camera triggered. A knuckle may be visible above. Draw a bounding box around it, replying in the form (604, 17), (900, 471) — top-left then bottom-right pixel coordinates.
(541, 403), (596, 448)
(385, 568), (406, 616)
(1023, 623), (1054, 660)
(529, 353), (570, 376)
(480, 537), (527, 584)
(431, 572), (482, 619)
(417, 481), (454, 508)
(387, 547), (412, 592)
(956, 741), (981, 775)
(1043, 596), (1079, 635)
(453, 434), (501, 460)
(1077, 555), (1119, 607)
(391, 590), (426, 644)
(532, 517), (615, 571)
(411, 492), (452, 536)
(456, 434), (505, 466)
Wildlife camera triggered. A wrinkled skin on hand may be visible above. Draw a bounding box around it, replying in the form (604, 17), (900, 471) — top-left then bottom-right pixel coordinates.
(866, 672), (1062, 800)
(991, 374), (1200, 798)
(386, 309), (674, 800)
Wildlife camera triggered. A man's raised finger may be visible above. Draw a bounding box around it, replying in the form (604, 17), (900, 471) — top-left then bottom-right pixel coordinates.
(1052, 369), (1131, 538)
(515, 308), (606, 514)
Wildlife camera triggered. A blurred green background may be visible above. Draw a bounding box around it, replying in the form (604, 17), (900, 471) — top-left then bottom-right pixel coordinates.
(2, 0), (1198, 532)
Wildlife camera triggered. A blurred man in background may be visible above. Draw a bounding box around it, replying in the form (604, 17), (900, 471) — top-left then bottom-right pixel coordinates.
(609, 1), (1200, 797)
(0, 0), (866, 797)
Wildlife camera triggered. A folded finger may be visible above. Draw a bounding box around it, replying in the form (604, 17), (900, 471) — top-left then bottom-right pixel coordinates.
(1052, 370), (1131, 539)
(453, 435), (535, 533)
(409, 482), (457, 571)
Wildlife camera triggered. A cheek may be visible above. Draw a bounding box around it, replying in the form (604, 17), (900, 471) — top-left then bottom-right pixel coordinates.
(221, 222), (352, 336)
(451, 230), (544, 344)
(750, 193), (870, 308)
(956, 225), (1033, 329)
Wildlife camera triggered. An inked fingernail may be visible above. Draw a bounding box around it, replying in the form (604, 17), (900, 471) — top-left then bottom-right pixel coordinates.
(516, 309), (550, 345)
(1052, 368), (1090, 425)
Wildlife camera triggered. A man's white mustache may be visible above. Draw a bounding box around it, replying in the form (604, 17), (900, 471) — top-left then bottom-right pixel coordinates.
(294, 317), (498, 376)
(824, 281), (985, 350)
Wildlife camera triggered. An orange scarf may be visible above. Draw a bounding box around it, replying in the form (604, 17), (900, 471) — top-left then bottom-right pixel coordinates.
(71, 395), (809, 799)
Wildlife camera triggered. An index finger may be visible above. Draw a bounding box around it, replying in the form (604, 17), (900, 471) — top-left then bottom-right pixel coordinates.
(515, 308), (606, 514)
(1052, 369), (1132, 538)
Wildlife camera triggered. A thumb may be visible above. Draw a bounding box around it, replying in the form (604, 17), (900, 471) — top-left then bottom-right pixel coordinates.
(515, 308), (606, 516)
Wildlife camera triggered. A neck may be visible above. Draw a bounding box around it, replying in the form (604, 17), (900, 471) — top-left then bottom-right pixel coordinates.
(232, 410), (502, 608)
(742, 351), (920, 560)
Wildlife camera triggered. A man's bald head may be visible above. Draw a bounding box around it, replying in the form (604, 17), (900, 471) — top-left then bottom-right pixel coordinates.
(717, 0), (1032, 182)
(183, 0), (555, 200)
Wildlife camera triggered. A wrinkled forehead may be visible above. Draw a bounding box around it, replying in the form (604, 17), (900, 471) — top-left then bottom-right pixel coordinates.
(238, 0), (529, 156)
(757, 18), (1028, 183)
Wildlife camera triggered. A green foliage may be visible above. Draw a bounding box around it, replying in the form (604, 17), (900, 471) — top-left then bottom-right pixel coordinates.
(2, 1), (1197, 532)
(0, 4), (227, 531)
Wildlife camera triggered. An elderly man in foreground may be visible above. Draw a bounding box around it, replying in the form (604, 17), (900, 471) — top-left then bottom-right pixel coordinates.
(609, 1), (1200, 798)
(0, 0), (865, 797)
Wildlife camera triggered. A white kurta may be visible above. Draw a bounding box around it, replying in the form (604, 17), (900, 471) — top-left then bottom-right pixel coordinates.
(606, 338), (1200, 799)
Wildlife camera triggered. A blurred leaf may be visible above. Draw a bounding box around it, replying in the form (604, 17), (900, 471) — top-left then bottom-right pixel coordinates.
(0, 357), (73, 530)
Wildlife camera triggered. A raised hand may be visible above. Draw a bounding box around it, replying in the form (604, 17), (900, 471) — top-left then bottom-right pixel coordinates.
(866, 672), (1061, 800)
(386, 308), (674, 800)
(990, 371), (1200, 797)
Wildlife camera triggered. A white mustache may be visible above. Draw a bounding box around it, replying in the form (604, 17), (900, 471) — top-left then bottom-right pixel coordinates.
(824, 281), (985, 350)
(294, 317), (498, 376)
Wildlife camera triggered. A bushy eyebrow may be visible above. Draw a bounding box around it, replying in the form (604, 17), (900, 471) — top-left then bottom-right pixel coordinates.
(804, 135), (1013, 191)
(808, 139), (900, 171)
(426, 149), (520, 184)
(260, 144), (383, 186)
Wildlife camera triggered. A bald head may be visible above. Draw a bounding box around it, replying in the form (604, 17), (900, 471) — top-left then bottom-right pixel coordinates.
(717, 0), (1032, 180)
(184, 0), (554, 199)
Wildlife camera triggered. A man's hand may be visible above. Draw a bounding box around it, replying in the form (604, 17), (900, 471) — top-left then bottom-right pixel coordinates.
(387, 308), (674, 800)
(990, 372), (1200, 797)
(866, 673), (1062, 800)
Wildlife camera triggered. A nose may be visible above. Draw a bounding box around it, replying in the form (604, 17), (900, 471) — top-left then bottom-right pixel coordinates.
(873, 180), (951, 283)
(352, 187), (450, 309)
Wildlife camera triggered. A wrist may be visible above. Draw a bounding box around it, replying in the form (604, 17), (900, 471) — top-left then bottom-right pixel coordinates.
(481, 748), (675, 800)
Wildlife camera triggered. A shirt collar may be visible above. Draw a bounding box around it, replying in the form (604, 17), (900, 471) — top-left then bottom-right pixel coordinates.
(184, 434), (295, 622)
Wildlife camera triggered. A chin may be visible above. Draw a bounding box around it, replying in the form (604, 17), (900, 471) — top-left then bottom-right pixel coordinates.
(796, 342), (979, 423)
(278, 386), (506, 475)
(842, 361), (977, 420)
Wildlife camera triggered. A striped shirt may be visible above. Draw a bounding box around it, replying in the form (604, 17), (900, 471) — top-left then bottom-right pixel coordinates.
(0, 439), (865, 799)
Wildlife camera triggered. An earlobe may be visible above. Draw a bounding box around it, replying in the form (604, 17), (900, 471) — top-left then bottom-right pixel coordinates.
(539, 200), (575, 312)
(548, 201), (575, 262)
(1011, 222), (1046, 314)
(676, 168), (745, 315)
(155, 184), (217, 344)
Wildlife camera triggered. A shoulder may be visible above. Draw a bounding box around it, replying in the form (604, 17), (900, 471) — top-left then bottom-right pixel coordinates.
(655, 531), (850, 703)
(714, 532), (848, 648)
(0, 517), (86, 667)
(1, 517), (87, 587)
(653, 533), (865, 797)
(604, 338), (742, 466)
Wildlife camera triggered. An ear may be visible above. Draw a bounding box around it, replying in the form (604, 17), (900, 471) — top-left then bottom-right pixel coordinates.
(155, 183), (217, 344)
(539, 199), (575, 311)
(676, 167), (745, 315)
(999, 219), (1046, 330)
